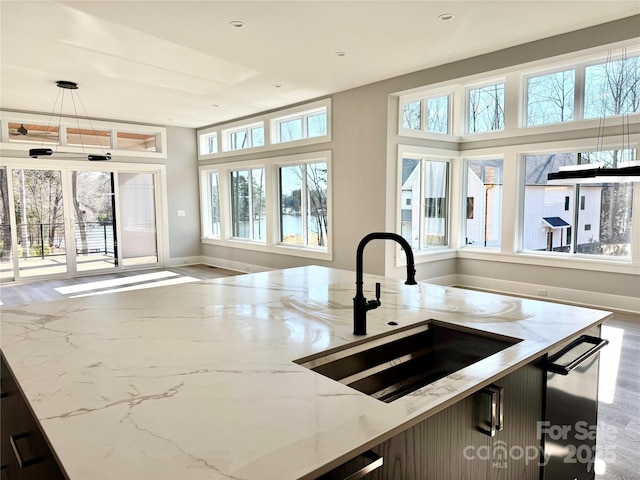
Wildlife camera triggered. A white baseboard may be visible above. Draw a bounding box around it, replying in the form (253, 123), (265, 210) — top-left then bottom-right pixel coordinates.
(199, 256), (273, 274)
(455, 274), (640, 315)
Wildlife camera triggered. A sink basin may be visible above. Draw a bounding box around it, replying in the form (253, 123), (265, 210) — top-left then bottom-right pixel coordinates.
(295, 321), (521, 403)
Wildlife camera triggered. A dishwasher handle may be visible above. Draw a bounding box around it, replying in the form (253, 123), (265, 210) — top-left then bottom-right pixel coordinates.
(547, 335), (609, 375)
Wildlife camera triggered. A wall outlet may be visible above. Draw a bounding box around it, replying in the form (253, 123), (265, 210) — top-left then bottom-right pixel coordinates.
(537, 289), (548, 297)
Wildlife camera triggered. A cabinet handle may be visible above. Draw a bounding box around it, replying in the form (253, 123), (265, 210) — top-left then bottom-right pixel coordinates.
(481, 384), (504, 437)
(547, 335), (609, 375)
(341, 451), (383, 480)
(10, 433), (40, 468)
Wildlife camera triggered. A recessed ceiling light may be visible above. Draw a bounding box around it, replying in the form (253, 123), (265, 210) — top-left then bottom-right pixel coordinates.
(438, 13), (454, 21)
(334, 51), (347, 57)
(273, 84), (282, 88)
(210, 104), (219, 108)
(229, 20), (245, 28)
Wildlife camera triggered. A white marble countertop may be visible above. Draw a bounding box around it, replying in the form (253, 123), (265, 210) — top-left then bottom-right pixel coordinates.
(0, 266), (612, 480)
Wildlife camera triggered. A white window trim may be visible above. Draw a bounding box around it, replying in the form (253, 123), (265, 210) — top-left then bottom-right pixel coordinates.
(465, 79), (507, 135)
(199, 150), (332, 261)
(0, 111), (167, 158)
(197, 99), (331, 161)
(396, 144), (455, 266)
(222, 121), (265, 152)
(392, 42), (640, 276)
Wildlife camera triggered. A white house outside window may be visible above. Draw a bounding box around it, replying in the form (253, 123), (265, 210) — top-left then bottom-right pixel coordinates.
(400, 157), (449, 251)
(522, 150), (634, 257)
(465, 158), (503, 248)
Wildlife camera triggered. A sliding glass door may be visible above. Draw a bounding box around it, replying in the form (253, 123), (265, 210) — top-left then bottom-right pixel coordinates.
(71, 170), (118, 273)
(0, 161), (162, 282)
(118, 172), (158, 266)
(13, 168), (69, 278)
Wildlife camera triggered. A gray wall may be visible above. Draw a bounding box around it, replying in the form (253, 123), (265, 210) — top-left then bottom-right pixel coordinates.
(164, 126), (201, 260)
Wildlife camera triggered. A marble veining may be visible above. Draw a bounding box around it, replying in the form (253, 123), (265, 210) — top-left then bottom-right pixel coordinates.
(0, 266), (612, 479)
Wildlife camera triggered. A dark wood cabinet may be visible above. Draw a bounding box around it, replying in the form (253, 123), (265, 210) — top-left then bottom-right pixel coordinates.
(0, 353), (66, 480)
(369, 358), (544, 480)
(320, 358), (545, 480)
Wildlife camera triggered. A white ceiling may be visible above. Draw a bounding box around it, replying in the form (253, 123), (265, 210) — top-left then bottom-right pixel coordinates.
(1, 1), (639, 129)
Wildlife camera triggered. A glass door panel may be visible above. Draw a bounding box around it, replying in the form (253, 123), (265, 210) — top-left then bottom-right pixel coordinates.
(0, 167), (14, 281)
(71, 170), (118, 273)
(12, 168), (68, 277)
(118, 172), (158, 266)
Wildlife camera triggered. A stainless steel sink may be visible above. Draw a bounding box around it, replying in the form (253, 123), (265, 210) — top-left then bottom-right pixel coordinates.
(295, 321), (521, 403)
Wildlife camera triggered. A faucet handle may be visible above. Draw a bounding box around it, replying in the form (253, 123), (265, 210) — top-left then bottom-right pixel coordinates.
(375, 282), (381, 302)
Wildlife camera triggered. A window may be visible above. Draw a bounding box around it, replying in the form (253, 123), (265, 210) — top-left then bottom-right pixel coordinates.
(225, 123), (265, 151)
(467, 83), (505, 133)
(465, 158), (503, 248)
(66, 128), (111, 149)
(7, 122), (59, 144)
(279, 162), (328, 247)
(230, 168), (266, 241)
(522, 151), (634, 257)
(564, 196), (570, 211)
(116, 132), (158, 152)
(197, 100), (331, 159)
(584, 55), (640, 119)
(3, 114), (166, 157)
(199, 133), (218, 155)
(400, 157), (449, 250)
(202, 171), (221, 238)
(199, 151), (331, 257)
(274, 108), (327, 143)
(526, 69), (575, 126)
(401, 95), (451, 134)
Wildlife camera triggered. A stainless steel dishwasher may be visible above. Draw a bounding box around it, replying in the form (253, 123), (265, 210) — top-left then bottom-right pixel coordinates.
(542, 325), (609, 480)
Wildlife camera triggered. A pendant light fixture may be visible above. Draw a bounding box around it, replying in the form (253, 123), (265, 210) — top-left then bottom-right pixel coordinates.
(28, 80), (111, 161)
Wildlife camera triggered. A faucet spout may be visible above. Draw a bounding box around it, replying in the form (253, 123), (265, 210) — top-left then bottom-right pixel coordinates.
(354, 232), (417, 335)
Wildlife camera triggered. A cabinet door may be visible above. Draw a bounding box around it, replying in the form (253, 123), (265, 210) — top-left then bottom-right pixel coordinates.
(0, 354), (66, 480)
(367, 358), (544, 480)
(489, 359), (545, 480)
(370, 392), (490, 480)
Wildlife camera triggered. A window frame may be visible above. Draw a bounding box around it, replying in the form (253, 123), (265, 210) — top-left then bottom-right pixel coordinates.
(397, 146), (452, 256)
(523, 66), (577, 127)
(462, 156), (504, 250)
(199, 150), (332, 260)
(197, 99), (331, 161)
(465, 80), (506, 134)
(394, 44), (639, 276)
(398, 90), (456, 138)
(0, 111), (167, 158)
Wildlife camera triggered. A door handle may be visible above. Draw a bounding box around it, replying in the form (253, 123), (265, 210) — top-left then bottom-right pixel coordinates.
(481, 384), (504, 437)
(319, 450), (383, 480)
(547, 335), (609, 375)
(10, 432), (40, 468)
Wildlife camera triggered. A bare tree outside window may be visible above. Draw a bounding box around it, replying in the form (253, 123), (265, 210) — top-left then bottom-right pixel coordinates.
(527, 69), (575, 125)
(402, 101), (421, 130)
(426, 96), (449, 134)
(584, 55), (640, 119)
(468, 83), (505, 133)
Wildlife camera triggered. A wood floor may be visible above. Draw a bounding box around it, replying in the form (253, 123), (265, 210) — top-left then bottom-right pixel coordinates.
(0, 265), (637, 479)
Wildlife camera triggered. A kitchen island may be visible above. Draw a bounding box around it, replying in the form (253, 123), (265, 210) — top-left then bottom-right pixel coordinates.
(0, 266), (612, 479)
